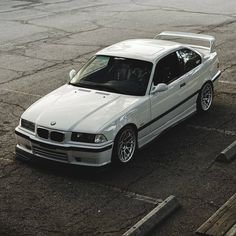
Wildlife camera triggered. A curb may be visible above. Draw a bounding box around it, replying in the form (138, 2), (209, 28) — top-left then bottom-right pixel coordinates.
(122, 195), (180, 236)
(216, 140), (236, 162)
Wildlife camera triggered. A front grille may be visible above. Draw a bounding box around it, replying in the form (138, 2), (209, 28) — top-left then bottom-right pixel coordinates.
(50, 131), (65, 142)
(37, 128), (49, 139)
(21, 119), (35, 132)
(37, 128), (65, 142)
(33, 146), (67, 162)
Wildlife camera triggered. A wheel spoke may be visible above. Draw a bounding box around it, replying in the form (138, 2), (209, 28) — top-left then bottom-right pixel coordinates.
(117, 128), (136, 163)
(201, 83), (213, 111)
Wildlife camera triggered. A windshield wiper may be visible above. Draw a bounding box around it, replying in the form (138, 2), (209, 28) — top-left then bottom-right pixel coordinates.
(95, 84), (122, 93)
(70, 82), (121, 94)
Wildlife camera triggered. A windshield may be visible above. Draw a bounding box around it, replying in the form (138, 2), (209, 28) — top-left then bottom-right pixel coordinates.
(70, 55), (153, 96)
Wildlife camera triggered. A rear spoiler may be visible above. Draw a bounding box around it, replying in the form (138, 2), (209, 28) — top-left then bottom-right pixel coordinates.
(154, 31), (216, 53)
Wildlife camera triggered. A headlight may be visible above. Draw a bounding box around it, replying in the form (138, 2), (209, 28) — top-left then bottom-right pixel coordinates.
(21, 119), (35, 132)
(71, 133), (107, 143)
(94, 134), (107, 143)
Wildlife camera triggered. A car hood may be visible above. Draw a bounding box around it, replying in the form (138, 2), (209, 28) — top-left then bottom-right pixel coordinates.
(22, 84), (140, 133)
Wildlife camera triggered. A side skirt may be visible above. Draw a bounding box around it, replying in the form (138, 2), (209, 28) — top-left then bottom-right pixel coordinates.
(137, 104), (197, 149)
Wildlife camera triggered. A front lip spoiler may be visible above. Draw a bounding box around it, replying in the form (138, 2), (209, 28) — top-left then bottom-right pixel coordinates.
(15, 146), (111, 167)
(15, 146), (32, 161)
(15, 130), (112, 153)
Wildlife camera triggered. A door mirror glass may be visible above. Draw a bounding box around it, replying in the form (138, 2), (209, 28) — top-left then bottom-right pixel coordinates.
(69, 69), (77, 81)
(151, 83), (168, 94)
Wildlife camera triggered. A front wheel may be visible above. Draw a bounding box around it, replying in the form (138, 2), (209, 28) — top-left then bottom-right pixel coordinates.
(112, 126), (137, 165)
(197, 82), (213, 113)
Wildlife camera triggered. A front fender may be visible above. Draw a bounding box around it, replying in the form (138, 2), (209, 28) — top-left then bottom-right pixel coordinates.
(98, 96), (150, 142)
(101, 110), (139, 141)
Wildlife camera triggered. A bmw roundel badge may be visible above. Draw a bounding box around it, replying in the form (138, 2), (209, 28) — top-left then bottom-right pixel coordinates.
(50, 121), (56, 126)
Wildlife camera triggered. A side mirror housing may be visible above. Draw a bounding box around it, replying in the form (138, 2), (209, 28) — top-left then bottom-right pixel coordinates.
(151, 83), (168, 94)
(69, 69), (77, 81)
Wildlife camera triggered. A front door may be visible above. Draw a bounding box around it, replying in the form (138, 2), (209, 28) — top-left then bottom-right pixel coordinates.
(149, 51), (185, 135)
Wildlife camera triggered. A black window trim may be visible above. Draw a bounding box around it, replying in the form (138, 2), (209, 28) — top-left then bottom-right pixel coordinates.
(177, 46), (203, 74)
(149, 46), (203, 94)
(151, 50), (183, 88)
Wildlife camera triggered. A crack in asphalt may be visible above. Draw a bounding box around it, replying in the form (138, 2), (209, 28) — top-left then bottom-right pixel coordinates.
(131, 0), (236, 18)
(198, 19), (236, 34)
(32, 3), (118, 17)
(13, 19), (73, 34)
(0, 47), (101, 86)
(216, 37), (236, 48)
(0, 2), (116, 20)
(63, 170), (158, 233)
(1, 0), (234, 90)
(221, 63), (236, 73)
(0, 3), (113, 50)
(0, 99), (26, 111)
(0, 66), (22, 74)
(0, 63), (56, 85)
(1, 88), (42, 98)
(65, 205), (147, 235)
(0, 2), (235, 236)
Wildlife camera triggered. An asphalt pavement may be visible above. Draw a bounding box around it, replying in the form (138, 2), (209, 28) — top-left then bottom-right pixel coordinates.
(0, 0), (236, 235)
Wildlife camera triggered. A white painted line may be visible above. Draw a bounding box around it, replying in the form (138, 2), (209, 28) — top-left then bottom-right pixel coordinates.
(219, 80), (236, 85)
(1, 88), (41, 98)
(97, 183), (162, 205)
(123, 195), (180, 236)
(125, 192), (163, 205)
(188, 125), (236, 136)
(216, 140), (236, 163)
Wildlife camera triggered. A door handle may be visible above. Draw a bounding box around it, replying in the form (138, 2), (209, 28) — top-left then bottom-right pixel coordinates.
(180, 82), (186, 88)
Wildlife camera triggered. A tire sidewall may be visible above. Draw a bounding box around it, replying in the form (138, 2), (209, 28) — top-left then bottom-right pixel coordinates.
(111, 125), (137, 166)
(197, 82), (214, 113)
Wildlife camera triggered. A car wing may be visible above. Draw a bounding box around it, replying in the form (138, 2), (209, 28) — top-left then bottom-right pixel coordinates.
(155, 31), (216, 53)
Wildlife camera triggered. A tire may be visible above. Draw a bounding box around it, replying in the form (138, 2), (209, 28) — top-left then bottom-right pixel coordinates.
(197, 82), (214, 113)
(112, 126), (137, 166)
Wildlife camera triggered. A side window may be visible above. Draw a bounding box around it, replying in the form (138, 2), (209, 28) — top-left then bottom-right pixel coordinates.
(177, 48), (201, 73)
(153, 52), (182, 85)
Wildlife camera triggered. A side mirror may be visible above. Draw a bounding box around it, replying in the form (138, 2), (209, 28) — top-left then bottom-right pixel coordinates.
(69, 69), (77, 81)
(151, 83), (168, 94)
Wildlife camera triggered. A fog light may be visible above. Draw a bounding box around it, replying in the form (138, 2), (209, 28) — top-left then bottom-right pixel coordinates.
(17, 136), (32, 150)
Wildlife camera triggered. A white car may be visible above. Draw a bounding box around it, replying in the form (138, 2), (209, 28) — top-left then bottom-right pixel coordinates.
(15, 31), (221, 167)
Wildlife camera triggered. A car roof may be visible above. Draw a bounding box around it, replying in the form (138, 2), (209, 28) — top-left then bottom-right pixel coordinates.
(96, 39), (181, 63)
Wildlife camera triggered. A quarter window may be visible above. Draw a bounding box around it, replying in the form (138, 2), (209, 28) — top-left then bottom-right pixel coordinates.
(177, 48), (201, 73)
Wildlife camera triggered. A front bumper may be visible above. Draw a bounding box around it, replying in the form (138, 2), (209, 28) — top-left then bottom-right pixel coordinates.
(15, 129), (113, 167)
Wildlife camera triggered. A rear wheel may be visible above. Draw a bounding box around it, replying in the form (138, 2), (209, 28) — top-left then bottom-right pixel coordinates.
(112, 126), (137, 165)
(197, 82), (213, 112)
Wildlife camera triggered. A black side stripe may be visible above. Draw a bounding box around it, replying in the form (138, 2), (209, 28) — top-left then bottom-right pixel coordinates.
(15, 130), (112, 153)
(138, 90), (200, 132)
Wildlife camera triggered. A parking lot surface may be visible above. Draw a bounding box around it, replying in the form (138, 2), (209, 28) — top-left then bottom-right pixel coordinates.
(0, 0), (236, 235)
